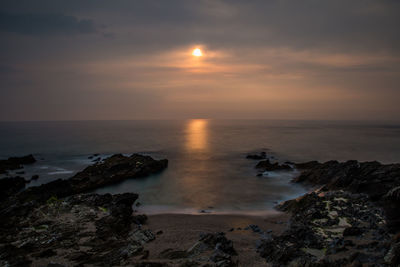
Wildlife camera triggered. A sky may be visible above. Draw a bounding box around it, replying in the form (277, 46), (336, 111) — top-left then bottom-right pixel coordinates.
(0, 0), (399, 121)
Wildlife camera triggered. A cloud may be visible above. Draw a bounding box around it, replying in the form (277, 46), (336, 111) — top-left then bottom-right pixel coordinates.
(0, 0), (400, 120)
(0, 11), (97, 35)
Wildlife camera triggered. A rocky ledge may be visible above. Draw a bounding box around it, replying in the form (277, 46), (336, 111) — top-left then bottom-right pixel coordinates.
(70, 153), (168, 192)
(0, 153), (169, 266)
(0, 154), (168, 228)
(255, 159), (400, 266)
(0, 192), (157, 266)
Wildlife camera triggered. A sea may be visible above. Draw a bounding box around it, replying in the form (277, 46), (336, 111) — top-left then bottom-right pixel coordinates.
(1, 119), (400, 215)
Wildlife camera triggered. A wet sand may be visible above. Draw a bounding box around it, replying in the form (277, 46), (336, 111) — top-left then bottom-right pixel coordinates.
(143, 212), (290, 266)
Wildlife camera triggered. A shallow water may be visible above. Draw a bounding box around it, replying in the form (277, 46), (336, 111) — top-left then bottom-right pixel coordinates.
(1, 119), (400, 214)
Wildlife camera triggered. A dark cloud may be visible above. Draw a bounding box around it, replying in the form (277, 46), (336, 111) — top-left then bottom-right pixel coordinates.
(0, 11), (97, 35)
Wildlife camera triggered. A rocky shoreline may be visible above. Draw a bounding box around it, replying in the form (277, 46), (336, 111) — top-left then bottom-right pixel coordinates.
(256, 159), (400, 266)
(0, 153), (399, 266)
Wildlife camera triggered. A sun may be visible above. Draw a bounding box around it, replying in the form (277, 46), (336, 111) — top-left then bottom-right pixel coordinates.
(192, 48), (203, 57)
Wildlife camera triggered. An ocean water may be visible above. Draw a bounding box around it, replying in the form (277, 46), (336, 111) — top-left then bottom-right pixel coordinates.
(1, 119), (400, 214)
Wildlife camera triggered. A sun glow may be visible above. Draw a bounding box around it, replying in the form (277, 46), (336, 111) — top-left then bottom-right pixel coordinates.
(192, 48), (203, 57)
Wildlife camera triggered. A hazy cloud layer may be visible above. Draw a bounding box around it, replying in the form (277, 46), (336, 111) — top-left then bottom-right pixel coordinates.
(0, 0), (399, 120)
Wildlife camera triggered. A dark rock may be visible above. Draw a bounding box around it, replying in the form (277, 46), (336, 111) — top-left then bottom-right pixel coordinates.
(292, 160), (400, 231)
(246, 152), (267, 160)
(159, 248), (188, 259)
(385, 242), (400, 266)
(327, 238), (348, 254)
(156, 230), (163, 235)
(133, 214), (148, 225)
(0, 176), (26, 201)
(0, 154), (36, 173)
(255, 159), (292, 171)
(32, 248), (57, 258)
(140, 250), (149, 260)
(16, 171), (25, 175)
(92, 157), (101, 162)
(95, 193), (139, 235)
(70, 153), (168, 193)
(343, 226), (363, 236)
(199, 232), (237, 255)
(210, 249), (237, 266)
(16, 179), (73, 204)
(385, 186), (400, 202)
(259, 189), (390, 265)
(248, 224), (262, 233)
(294, 161), (320, 169)
(31, 174), (39, 180)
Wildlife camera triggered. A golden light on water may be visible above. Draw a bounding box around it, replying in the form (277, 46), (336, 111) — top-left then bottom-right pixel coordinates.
(192, 48), (203, 57)
(185, 119), (208, 151)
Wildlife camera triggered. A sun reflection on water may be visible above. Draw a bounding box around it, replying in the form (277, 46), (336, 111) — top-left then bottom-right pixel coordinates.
(185, 119), (209, 151)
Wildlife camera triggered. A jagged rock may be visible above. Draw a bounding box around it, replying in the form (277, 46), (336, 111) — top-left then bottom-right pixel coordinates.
(255, 159), (292, 171)
(385, 186), (400, 202)
(259, 190), (390, 265)
(292, 160), (400, 231)
(0, 154), (36, 173)
(0, 191), (153, 266)
(70, 154), (168, 192)
(199, 232), (237, 256)
(385, 242), (400, 266)
(246, 152), (267, 160)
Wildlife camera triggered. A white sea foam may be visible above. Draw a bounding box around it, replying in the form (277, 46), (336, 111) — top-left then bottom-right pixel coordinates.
(48, 168), (74, 175)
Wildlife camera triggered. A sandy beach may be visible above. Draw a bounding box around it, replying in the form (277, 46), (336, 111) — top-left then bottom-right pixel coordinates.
(143, 213), (290, 266)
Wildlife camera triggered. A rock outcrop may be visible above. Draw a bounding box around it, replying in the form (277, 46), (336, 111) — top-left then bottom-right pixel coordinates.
(0, 154), (36, 174)
(258, 190), (392, 266)
(246, 152), (267, 160)
(0, 192), (155, 266)
(255, 159), (292, 171)
(70, 153), (168, 192)
(0, 154), (168, 228)
(293, 160), (400, 230)
(158, 232), (238, 266)
(257, 159), (400, 266)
